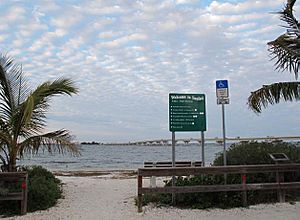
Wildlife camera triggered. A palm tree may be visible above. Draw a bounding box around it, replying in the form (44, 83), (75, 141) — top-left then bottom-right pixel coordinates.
(248, 0), (300, 113)
(0, 53), (79, 172)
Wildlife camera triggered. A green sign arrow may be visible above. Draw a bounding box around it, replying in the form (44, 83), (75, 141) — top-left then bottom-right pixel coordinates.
(169, 93), (206, 132)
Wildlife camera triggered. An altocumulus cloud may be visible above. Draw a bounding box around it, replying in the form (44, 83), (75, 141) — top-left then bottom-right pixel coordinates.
(0, 0), (299, 142)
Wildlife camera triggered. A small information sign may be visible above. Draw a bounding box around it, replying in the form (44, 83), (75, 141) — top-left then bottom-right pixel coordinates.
(216, 80), (229, 98)
(216, 80), (229, 105)
(169, 93), (206, 132)
(217, 98), (229, 105)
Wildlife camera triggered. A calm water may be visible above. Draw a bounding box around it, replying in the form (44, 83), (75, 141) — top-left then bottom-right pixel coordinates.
(18, 143), (226, 171)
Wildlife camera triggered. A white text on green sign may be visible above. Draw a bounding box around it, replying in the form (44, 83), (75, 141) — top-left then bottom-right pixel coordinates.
(169, 94), (206, 132)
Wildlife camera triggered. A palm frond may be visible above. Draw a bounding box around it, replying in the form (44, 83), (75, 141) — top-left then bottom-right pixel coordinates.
(0, 54), (29, 121)
(268, 35), (300, 78)
(18, 129), (80, 158)
(248, 81), (300, 113)
(0, 154), (7, 166)
(44, 78), (79, 96)
(268, 0), (300, 79)
(0, 130), (12, 145)
(279, 0), (298, 34)
(13, 78), (79, 136)
(0, 144), (9, 166)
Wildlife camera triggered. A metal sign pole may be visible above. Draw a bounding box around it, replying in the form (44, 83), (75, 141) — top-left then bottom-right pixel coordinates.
(221, 103), (227, 184)
(216, 80), (229, 183)
(222, 104), (227, 166)
(172, 131), (176, 204)
(172, 131), (175, 167)
(201, 131), (205, 166)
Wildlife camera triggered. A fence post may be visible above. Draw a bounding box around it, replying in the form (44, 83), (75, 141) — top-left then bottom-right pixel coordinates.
(137, 175), (143, 212)
(277, 171), (285, 203)
(241, 174), (247, 206)
(150, 162), (156, 188)
(20, 174), (28, 215)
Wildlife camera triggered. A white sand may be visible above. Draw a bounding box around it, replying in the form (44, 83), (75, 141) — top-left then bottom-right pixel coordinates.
(5, 172), (300, 220)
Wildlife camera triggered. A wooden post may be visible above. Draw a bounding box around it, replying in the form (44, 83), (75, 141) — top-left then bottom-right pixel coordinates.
(137, 175), (143, 212)
(20, 174), (28, 215)
(150, 162), (156, 188)
(277, 172), (285, 203)
(241, 174), (247, 206)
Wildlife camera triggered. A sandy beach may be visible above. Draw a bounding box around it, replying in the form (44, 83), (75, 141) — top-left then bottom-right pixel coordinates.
(4, 171), (300, 220)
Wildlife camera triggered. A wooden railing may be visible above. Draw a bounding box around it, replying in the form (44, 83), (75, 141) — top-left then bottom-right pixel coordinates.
(0, 172), (28, 215)
(137, 164), (300, 212)
(144, 161), (202, 188)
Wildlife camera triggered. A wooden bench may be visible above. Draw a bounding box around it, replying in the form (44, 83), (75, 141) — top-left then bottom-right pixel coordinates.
(144, 161), (202, 187)
(144, 161), (202, 168)
(137, 163), (300, 212)
(0, 172), (28, 215)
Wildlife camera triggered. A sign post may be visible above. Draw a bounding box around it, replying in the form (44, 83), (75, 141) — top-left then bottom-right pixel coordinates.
(171, 131), (175, 204)
(216, 80), (229, 167)
(201, 131), (205, 166)
(221, 103), (227, 167)
(169, 93), (207, 204)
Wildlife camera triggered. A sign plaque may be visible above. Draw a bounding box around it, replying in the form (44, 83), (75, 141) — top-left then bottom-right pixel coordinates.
(216, 80), (229, 105)
(169, 93), (206, 132)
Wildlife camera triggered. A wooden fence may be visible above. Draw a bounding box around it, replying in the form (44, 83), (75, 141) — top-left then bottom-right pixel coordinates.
(137, 163), (300, 212)
(0, 172), (28, 215)
(144, 161), (202, 188)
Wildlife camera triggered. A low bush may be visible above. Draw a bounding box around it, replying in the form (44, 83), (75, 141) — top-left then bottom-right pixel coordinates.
(0, 166), (62, 216)
(213, 141), (300, 166)
(142, 141), (300, 209)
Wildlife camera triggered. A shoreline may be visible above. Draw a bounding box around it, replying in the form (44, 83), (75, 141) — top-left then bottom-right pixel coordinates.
(52, 169), (137, 177)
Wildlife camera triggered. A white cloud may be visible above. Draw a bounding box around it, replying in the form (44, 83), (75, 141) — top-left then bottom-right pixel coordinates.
(98, 31), (121, 38)
(0, 35), (7, 43)
(51, 14), (82, 28)
(98, 33), (148, 48)
(80, 5), (126, 15)
(0, 24), (9, 30)
(176, 0), (197, 4)
(2, 0), (297, 142)
(28, 32), (57, 52)
(93, 19), (114, 29)
(158, 20), (179, 32)
(54, 29), (67, 37)
(4, 6), (26, 22)
(192, 12), (267, 26)
(228, 23), (257, 32)
(32, 6), (45, 22)
(207, 0), (284, 14)
(18, 23), (48, 37)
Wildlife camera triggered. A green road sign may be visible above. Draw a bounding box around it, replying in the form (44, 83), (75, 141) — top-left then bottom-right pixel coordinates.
(169, 93), (206, 132)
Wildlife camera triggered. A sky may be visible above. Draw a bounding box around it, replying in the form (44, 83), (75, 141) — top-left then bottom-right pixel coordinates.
(0, 0), (299, 143)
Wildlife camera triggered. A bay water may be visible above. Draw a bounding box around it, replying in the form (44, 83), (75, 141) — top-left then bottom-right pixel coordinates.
(18, 143), (227, 171)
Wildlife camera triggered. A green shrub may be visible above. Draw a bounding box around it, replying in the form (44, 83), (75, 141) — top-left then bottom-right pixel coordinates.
(142, 142), (300, 209)
(27, 166), (62, 212)
(213, 141), (300, 166)
(0, 166), (62, 216)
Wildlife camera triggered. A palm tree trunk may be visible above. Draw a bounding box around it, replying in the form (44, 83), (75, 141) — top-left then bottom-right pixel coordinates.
(8, 142), (18, 172)
(8, 155), (17, 172)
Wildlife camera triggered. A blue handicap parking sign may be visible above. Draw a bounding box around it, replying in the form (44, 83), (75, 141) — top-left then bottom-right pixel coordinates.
(216, 80), (228, 89)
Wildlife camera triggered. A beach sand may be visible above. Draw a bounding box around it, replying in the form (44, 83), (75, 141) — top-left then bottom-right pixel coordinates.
(5, 171), (300, 220)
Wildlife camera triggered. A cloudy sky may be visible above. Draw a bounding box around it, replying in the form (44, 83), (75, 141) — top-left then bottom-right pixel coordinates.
(0, 0), (299, 143)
